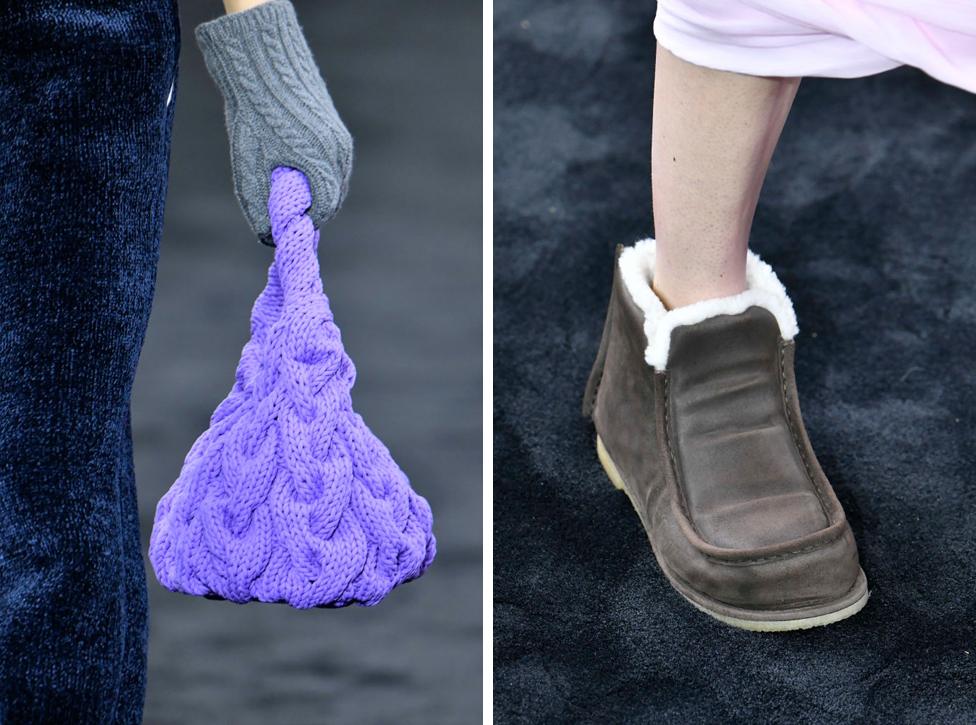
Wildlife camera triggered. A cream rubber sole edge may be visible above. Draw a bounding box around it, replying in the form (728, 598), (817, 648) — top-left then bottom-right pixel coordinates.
(595, 435), (869, 633)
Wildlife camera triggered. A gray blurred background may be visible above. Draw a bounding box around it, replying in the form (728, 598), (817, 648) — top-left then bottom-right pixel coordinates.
(132, 2), (482, 723)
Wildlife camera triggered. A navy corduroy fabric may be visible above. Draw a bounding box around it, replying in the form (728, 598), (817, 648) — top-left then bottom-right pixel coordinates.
(0, 2), (179, 722)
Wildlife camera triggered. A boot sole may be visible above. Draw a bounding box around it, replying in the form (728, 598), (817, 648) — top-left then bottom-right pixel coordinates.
(596, 435), (869, 632)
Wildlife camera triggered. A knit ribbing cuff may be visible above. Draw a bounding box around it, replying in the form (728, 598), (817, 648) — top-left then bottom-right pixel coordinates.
(196, 0), (299, 56)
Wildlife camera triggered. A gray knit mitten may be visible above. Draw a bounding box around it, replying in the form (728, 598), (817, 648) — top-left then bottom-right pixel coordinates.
(196, 0), (353, 243)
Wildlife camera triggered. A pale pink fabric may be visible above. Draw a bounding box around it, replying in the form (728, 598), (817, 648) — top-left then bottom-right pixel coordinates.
(654, 0), (976, 93)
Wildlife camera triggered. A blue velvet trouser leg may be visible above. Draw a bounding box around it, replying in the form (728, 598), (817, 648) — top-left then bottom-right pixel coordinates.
(0, 3), (179, 722)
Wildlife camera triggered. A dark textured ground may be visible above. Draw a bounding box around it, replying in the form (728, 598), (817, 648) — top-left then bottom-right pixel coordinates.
(494, 1), (976, 722)
(134, 2), (481, 723)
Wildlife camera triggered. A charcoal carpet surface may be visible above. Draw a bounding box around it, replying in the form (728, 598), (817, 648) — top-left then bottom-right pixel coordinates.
(494, 1), (976, 722)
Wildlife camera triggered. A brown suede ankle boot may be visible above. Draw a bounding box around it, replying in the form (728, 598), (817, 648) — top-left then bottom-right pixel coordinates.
(582, 239), (868, 631)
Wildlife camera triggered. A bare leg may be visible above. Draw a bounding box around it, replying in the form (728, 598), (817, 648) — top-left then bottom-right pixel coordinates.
(651, 46), (799, 309)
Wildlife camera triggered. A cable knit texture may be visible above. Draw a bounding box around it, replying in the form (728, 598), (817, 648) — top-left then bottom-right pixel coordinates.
(196, 0), (353, 243)
(149, 167), (435, 608)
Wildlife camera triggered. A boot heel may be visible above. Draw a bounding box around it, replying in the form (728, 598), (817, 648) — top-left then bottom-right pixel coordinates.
(582, 307), (612, 418)
(582, 246), (624, 418)
(596, 436), (626, 491)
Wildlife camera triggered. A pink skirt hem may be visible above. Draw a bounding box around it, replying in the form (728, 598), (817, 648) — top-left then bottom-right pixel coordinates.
(654, 0), (976, 93)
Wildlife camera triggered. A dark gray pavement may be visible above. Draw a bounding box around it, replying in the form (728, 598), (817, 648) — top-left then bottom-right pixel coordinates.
(133, 2), (482, 723)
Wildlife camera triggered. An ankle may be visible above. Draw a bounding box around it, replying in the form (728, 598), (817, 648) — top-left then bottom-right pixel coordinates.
(652, 274), (747, 310)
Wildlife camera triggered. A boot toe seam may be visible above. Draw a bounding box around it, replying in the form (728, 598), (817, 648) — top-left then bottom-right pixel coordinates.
(778, 340), (832, 522)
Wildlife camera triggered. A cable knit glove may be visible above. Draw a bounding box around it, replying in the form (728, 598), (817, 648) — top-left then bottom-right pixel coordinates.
(195, 0), (353, 244)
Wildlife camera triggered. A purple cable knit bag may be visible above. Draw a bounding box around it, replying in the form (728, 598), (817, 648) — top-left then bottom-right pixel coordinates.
(149, 167), (436, 608)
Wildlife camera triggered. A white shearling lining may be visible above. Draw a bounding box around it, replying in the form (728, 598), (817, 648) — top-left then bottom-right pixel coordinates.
(618, 238), (799, 370)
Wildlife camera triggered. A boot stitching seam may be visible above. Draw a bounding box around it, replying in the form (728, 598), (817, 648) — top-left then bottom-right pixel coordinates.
(663, 374), (700, 536)
(779, 341), (831, 521)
